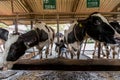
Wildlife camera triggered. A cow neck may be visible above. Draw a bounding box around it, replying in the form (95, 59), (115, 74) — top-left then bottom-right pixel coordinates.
(22, 28), (41, 48)
(73, 23), (84, 42)
(34, 28), (40, 43)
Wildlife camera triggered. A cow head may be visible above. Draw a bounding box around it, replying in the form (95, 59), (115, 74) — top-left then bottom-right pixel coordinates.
(86, 12), (120, 44)
(0, 28), (42, 70)
(6, 30), (40, 62)
(6, 38), (27, 61)
(0, 28), (9, 41)
(0, 34), (19, 70)
(110, 21), (120, 34)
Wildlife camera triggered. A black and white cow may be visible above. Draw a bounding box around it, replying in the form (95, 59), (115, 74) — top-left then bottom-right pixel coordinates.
(0, 22), (55, 69)
(34, 22), (55, 58)
(64, 12), (120, 59)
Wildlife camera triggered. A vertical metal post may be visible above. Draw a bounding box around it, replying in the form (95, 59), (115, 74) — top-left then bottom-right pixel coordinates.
(31, 20), (33, 29)
(14, 14), (18, 34)
(57, 14), (59, 43)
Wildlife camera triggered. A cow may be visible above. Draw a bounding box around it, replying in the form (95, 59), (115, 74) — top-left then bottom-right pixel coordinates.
(64, 12), (120, 59)
(34, 22), (55, 58)
(0, 22), (55, 70)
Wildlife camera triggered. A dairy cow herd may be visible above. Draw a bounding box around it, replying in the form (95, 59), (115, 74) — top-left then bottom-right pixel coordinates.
(0, 12), (120, 69)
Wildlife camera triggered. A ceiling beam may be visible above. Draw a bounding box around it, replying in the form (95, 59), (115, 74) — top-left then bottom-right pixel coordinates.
(9, 12), (120, 15)
(71, 0), (80, 12)
(112, 3), (120, 12)
(19, 0), (33, 12)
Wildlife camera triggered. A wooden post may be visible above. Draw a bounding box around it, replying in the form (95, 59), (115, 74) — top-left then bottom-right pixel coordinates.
(30, 20), (33, 29)
(57, 14), (59, 43)
(56, 14), (60, 56)
(11, 0), (14, 13)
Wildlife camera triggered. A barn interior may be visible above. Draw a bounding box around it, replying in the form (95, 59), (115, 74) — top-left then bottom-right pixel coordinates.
(0, 0), (120, 80)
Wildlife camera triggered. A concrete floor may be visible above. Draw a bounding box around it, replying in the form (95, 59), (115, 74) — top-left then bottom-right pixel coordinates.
(0, 70), (120, 80)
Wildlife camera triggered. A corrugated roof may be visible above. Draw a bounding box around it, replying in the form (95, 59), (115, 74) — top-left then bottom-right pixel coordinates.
(0, 0), (119, 25)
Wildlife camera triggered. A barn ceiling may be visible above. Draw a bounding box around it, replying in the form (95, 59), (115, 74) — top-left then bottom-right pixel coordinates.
(0, 0), (119, 25)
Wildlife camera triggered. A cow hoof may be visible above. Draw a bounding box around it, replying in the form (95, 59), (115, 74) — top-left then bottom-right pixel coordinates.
(49, 53), (52, 56)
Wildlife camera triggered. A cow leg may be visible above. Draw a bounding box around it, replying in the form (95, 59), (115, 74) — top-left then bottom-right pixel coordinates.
(65, 52), (68, 58)
(77, 42), (83, 59)
(117, 45), (120, 59)
(101, 43), (106, 57)
(49, 41), (53, 56)
(98, 42), (101, 58)
(45, 45), (49, 58)
(92, 41), (98, 58)
(113, 51), (117, 59)
(37, 46), (44, 59)
(111, 46), (117, 59)
(39, 48), (43, 59)
(70, 51), (74, 59)
(77, 49), (80, 59)
(105, 47), (110, 59)
(68, 44), (74, 59)
(82, 38), (88, 54)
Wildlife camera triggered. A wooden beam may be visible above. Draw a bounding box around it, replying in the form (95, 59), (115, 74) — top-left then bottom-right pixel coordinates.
(3, 12), (119, 16)
(12, 58), (120, 71)
(112, 3), (120, 12)
(11, 0), (14, 13)
(0, 12), (120, 17)
(71, 0), (79, 12)
(57, 14), (60, 43)
(19, 0), (33, 12)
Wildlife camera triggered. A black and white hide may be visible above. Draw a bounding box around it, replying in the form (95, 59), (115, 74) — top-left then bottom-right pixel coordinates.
(64, 12), (120, 59)
(0, 22), (55, 70)
(92, 21), (120, 59)
(106, 21), (120, 58)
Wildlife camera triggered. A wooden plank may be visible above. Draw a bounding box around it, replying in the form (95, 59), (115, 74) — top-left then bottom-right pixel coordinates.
(12, 58), (120, 71)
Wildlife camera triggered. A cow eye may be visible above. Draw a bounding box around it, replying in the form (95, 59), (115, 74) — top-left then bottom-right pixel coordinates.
(94, 20), (101, 25)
